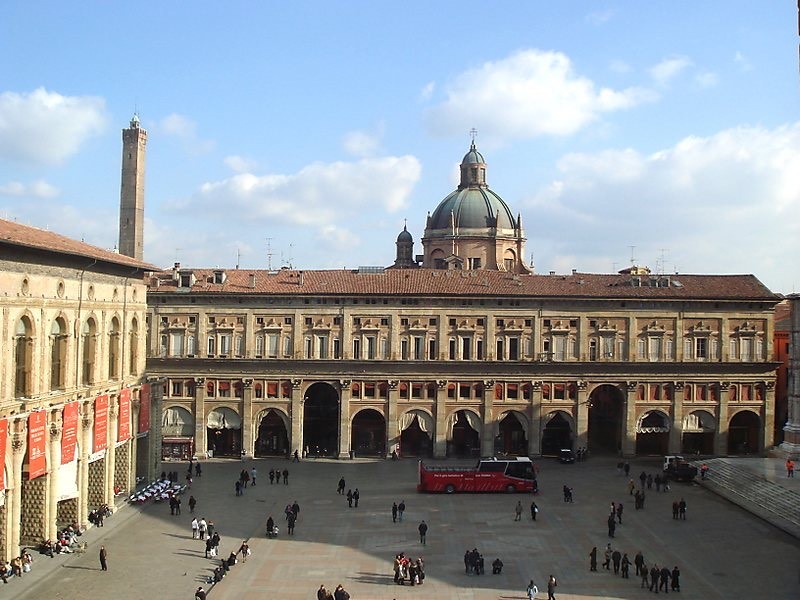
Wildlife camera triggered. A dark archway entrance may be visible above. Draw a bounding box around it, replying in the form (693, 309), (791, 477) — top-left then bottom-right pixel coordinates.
(636, 411), (670, 455)
(728, 410), (760, 454)
(303, 382), (339, 457)
(681, 411), (715, 455)
(588, 384), (624, 454)
(400, 416), (432, 457)
(350, 409), (386, 457)
(206, 407), (242, 457)
(255, 409), (289, 457)
(447, 410), (480, 458)
(541, 412), (573, 455)
(497, 412), (528, 455)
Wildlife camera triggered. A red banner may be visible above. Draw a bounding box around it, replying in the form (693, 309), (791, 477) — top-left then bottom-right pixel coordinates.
(61, 402), (79, 464)
(118, 388), (131, 442)
(93, 394), (109, 453)
(0, 419), (7, 489)
(28, 411), (47, 480)
(138, 384), (151, 433)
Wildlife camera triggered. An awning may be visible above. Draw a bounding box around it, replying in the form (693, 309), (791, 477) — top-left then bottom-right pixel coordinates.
(207, 407), (242, 430)
(163, 437), (193, 444)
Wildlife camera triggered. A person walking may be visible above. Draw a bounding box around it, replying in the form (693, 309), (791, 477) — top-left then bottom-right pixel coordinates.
(602, 544), (612, 570)
(589, 546), (597, 571)
(671, 566), (681, 591)
(392, 502), (398, 523)
(611, 549), (621, 575)
(526, 579), (538, 599)
(547, 574), (557, 600)
(607, 513), (616, 538)
(239, 541), (250, 563)
(235, 480), (241, 496)
(659, 565), (671, 593)
(634, 551), (645, 576)
(282, 468), (289, 484)
(786, 459), (794, 478)
(649, 565), (659, 592)
(640, 562), (649, 589)
(195, 586), (207, 599)
(616, 502), (623, 524)
(287, 512), (296, 535)
(250, 467), (257, 486)
(621, 553), (630, 578)
(338, 477), (345, 494)
(269, 469), (275, 484)
(346, 489), (353, 507)
(188, 495), (197, 513)
(398, 499), (405, 521)
(531, 500), (538, 521)
(514, 501), (523, 521)
(204, 537), (213, 559)
(99, 545), (108, 571)
(198, 517), (208, 540)
(353, 488), (360, 507)
(418, 520), (428, 545)
(191, 518), (199, 539)
(678, 498), (687, 520)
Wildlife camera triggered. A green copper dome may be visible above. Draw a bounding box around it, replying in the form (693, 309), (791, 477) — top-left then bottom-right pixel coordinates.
(428, 187), (515, 230)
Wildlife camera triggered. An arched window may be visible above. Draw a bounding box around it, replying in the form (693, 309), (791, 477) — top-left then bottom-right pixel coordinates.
(50, 317), (67, 390)
(129, 318), (139, 376)
(108, 317), (120, 379)
(82, 318), (97, 385)
(14, 316), (33, 397)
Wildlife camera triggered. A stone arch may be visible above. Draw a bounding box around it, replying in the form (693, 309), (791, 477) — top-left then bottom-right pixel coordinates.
(80, 315), (98, 386)
(495, 410), (528, 455)
(128, 316), (139, 376)
(303, 381), (339, 457)
(681, 409), (716, 455)
(350, 408), (386, 457)
(399, 409), (434, 457)
(587, 383), (625, 454)
(446, 409), (481, 458)
(254, 408), (290, 457)
(502, 248), (517, 271)
(13, 313), (35, 397)
(108, 315), (121, 379)
(162, 405), (194, 437)
(541, 410), (575, 455)
(728, 409), (761, 454)
(206, 406), (242, 457)
(635, 409), (670, 455)
(49, 314), (68, 391)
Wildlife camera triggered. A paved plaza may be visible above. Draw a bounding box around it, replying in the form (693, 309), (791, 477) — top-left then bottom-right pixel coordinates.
(12, 455), (800, 599)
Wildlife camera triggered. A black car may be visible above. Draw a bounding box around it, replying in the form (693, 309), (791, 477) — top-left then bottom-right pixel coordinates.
(559, 449), (576, 463)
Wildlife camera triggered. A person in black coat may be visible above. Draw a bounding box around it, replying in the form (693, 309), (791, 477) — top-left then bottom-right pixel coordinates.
(588, 546), (597, 571)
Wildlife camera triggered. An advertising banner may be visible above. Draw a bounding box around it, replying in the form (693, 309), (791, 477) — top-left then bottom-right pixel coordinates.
(93, 394), (109, 453)
(28, 411), (47, 480)
(0, 419), (7, 489)
(118, 388), (131, 442)
(61, 402), (80, 464)
(138, 384), (151, 433)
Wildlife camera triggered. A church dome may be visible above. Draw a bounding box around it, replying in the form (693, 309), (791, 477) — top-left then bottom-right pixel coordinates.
(461, 144), (485, 165)
(428, 188), (516, 231)
(396, 225), (413, 243)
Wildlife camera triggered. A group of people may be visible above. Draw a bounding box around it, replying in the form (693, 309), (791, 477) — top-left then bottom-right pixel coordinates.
(0, 549), (34, 583)
(562, 484), (575, 503)
(284, 500), (300, 534)
(393, 553), (425, 585)
(463, 548), (485, 575)
(87, 504), (112, 527)
(671, 498), (688, 520)
(592, 544), (680, 591)
(269, 467), (289, 484)
(390, 499), (406, 522)
(317, 583), (351, 599)
(527, 575), (557, 600)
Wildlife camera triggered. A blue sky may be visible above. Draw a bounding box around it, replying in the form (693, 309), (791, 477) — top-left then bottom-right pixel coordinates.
(1, 2), (798, 292)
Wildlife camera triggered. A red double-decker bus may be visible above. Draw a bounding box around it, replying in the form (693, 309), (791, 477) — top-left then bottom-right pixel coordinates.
(417, 457), (537, 493)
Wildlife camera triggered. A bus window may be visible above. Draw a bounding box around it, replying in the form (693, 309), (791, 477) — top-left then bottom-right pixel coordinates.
(478, 461), (506, 472)
(506, 462), (534, 480)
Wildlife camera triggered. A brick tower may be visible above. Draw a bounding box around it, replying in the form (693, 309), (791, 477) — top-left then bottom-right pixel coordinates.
(118, 114), (147, 260)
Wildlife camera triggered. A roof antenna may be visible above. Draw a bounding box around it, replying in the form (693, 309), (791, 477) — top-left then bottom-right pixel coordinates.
(235, 247), (241, 270)
(266, 237), (273, 270)
(629, 245), (637, 266)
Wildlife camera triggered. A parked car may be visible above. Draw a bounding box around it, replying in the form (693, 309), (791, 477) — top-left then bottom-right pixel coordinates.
(663, 455), (698, 481)
(559, 448), (576, 463)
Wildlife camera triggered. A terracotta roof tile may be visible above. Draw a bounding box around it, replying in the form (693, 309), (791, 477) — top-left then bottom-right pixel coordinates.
(0, 218), (155, 270)
(149, 268), (778, 301)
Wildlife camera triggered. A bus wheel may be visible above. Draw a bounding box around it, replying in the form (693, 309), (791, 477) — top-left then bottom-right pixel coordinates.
(506, 484), (516, 493)
(445, 484), (456, 494)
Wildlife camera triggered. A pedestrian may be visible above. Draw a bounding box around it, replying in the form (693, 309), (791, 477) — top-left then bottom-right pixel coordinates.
(346, 489), (353, 507)
(239, 541), (250, 563)
(198, 517), (207, 540)
(640, 563), (649, 589)
(547, 574), (557, 600)
(169, 497), (176, 515)
(602, 544), (612, 570)
(621, 553), (630, 578)
(646, 473), (653, 489)
(207, 520), (215, 539)
(526, 579), (538, 600)
(634, 550), (644, 576)
(188, 495), (197, 513)
(338, 477), (345, 494)
(787, 459), (795, 478)
(464, 550), (471, 574)
(700, 463), (709, 479)
(589, 546), (597, 571)
(607, 513), (616, 538)
(191, 517), (199, 539)
(195, 586), (207, 600)
(282, 468), (289, 484)
(679, 498), (687, 520)
(562, 484), (570, 502)
(251, 466), (257, 486)
(269, 469), (275, 484)
(531, 500), (538, 520)
(418, 520), (428, 545)
(287, 512), (296, 535)
(654, 473), (662, 491)
(672, 500), (679, 519)
(204, 537), (213, 558)
(175, 496), (182, 515)
(333, 584), (350, 599)
(99, 545), (108, 571)
(649, 565), (659, 592)
(266, 516), (275, 538)
(627, 479), (635, 495)
(660, 565), (671, 593)
(639, 471), (647, 489)
(616, 502), (623, 524)
(671, 565), (681, 591)
(514, 501), (523, 521)
(318, 584), (329, 600)
(623, 462), (630, 477)
(235, 481), (241, 496)
(398, 499), (405, 521)
(392, 502), (398, 522)
(492, 558), (504, 574)
(353, 488), (360, 507)
(195, 463), (202, 477)
(292, 500), (300, 517)
(611, 549), (621, 575)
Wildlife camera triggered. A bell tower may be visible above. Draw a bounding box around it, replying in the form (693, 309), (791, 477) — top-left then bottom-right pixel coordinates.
(118, 114), (147, 260)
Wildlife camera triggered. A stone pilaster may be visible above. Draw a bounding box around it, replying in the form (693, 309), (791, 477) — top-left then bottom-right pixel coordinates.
(47, 413), (63, 541)
(622, 382), (638, 457)
(130, 393), (140, 483)
(149, 378), (164, 479)
(715, 382), (730, 455)
(338, 379), (351, 458)
(193, 377), (207, 457)
(386, 380), (399, 457)
(576, 381), (589, 450)
(434, 380), (447, 458)
(668, 382), (684, 454)
(528, 381), (542, 457)
(763, 380), (775, 450)
(242, 378), (254, 457)
(290, 379), (303, 456)
(9, 420), (27, 560)
(481, 380), (494, 456)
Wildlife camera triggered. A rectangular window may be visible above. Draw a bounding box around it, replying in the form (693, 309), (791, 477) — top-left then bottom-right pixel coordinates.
(477, 339), (484, 360)
(665, 339), (674, 360)
(381, 337), (389, 359)
(400, 338), (409, 361)
(333, 338), (340, 359)
(683, 338), (693, 359)
(353, 338), (361, 359)
(305, 337), (313, 358)
(637, 338), (646, 360)
(429, 318), (437, 326)
(509, 337), (519, 360)
(187, 335), (196, 356)
(219, 334), (231, 355)
(255, 335), (265, 357)
(741, 337), (753, 361)
(554, 336), (566, 361)
(283, 336), (292, 357)
(507, 383), (519, 399)
(468, 257), (482, 269)
(459, 384), (470, 399)
(412, 383), (423, 399)
(428, 338), (436, 360)
(171, 381), (183, 397)
(729, 338), (737, 359)
(366, 336), (376, 360)
(207, 336), (215, 356)
(413, 336), (424, 360)
(317, 335), (329, 359)
(589, 339), (598, 361)
(449, 339), (456, 360)
(284, 317), (292, 325)
(267, 382), (278, 398)
(169, 332), (185, 357)
(648, 337), (662, 361)
(268, 334), (279, 358)
(496, 339), (504, 360)
(235, 335), (244, 356)
(365, 383), (375, 398)
(695, 338), (708, 359)
(461, 337), (472, 360)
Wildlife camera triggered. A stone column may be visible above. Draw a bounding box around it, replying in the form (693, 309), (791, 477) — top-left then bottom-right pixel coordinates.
(782, 295), (800, 455)
(9, 420), (27, 560)
(434, 380), (447, 458)
(481, 380), (494, 456)
(576, 381), (589, 450)
(715, 382), (730, 455)
(763, 381), (775, 450)
(338, 379), (351, 458)
(193, 378), (207, 457)
(106, 399), (119, 509)
(668, 382), (684, 453)
(79, 405), (93, 528)
(622, 382), (638, 457)
(46, 412), (63, 541)
(290, 379), (303, 456)
(130, 393), (140, 484)
(242, 378), (254, 457)
(528, 381), (542, 456)
(149, 378), (165, 478)
(386, 380), (399, 457)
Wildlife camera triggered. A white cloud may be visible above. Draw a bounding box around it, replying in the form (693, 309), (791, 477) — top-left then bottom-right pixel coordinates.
(695, 71), (719, 88)
(525, 123), (800, 292)
(342, 127), (383, 158)
(585, 9), (615, 25)
(0, 179), (59, 198)
(734, 51), (753, 72)
(648, 56), (692, 87)
(170, 155), (422, 228)
(609, 60), (632, 74)
(425, 50), (656, 142)
(419, 81), (435, 101)
(156, 113), (214, 154)
(0, 88), (106, 165)
(224, 155), (257, 173)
